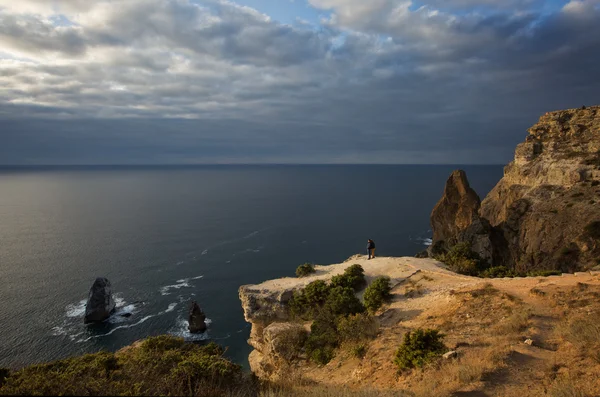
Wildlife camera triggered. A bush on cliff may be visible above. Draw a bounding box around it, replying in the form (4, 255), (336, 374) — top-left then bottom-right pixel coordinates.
(394, 328), (447, 370)
(289, 266), (366, 319)
(337, 313), (380, 342)
(289, 280), (330, 318)
(363, 276), (392, 313)
(481, 266), (519, 278)
(296, 263), (316, 277)
(330, 264), (367, 292)
(434, 242), (489, 276)
(325, 286), (365, 316)
(305, 311), (340, 365)
(0, 336), (249, 397)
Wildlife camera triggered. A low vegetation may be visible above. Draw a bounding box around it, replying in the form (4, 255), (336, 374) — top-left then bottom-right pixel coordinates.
(296, 263), (316, 277)
(433, 242), (485, 276)
(363, 277), (392, 313)
(436, 242), (566, 278)
(0, 336), (249, 396)
(394, 328), (446, 370)
(288, 265), (378, 365)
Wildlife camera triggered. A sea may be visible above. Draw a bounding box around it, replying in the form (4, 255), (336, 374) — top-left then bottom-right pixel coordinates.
(0, 165), (503, 369)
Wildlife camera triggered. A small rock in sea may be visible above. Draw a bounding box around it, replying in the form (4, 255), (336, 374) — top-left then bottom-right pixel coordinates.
(84, 277), (116, 324)
(443, 351), (458, 360)
(524, 338), (534, 346)
(119, 312), (132, 318)
(188, 301), (207, 333)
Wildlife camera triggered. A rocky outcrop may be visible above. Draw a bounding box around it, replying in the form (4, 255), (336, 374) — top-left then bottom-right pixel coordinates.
(249, 322), (307, 380)
(188, 301), (207, 333)
(84, 277), (116, 323)
(430, 170), (498, 265)
(431, 106), (600, 272)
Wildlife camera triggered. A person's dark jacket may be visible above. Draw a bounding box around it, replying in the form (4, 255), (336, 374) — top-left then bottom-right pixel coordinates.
(367, 240), (375, 250)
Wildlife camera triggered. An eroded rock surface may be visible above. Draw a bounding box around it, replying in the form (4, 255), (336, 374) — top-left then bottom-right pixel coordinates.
(430, 170), (499, 265)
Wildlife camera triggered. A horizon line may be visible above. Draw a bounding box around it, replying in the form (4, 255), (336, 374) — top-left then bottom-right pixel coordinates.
(0, 163), (507, 167)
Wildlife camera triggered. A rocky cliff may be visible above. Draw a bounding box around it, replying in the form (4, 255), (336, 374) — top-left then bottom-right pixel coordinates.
(431, 105), (600, 272)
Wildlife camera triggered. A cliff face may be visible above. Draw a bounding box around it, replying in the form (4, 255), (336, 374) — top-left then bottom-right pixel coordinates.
(432, 106), (600, 272)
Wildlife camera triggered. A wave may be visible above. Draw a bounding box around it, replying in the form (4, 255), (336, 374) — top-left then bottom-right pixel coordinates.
(65, 299), (87, 318)
(160, 280), (191, 296)
(78, 302), (179, 342)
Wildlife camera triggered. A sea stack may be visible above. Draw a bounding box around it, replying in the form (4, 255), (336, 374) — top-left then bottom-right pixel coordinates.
(84, 277), (116, 323)
(188, 301), (207, 333)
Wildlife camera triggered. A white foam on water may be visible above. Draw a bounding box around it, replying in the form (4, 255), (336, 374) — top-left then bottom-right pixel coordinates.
(176, 261), (184, 265)
(170, 318), (211, 341)
(192, 275), (203, 280)
(108, 303), (139, 324)
(422, 238), (433, 246)
(52, 326), (67, 336)
(79, 315), (156, 342)
(160, 280), (191, 296)
(65, 299), (87, 318)
(176, 279), (187, 283)
(201, 249), (208, 255)
(163, 303), (177, 313)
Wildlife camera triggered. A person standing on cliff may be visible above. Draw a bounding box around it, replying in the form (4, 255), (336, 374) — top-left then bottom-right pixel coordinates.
(367, 239), (376, 259)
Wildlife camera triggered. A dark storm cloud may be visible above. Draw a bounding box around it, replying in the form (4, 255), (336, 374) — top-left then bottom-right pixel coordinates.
(0, 0), (599, 164)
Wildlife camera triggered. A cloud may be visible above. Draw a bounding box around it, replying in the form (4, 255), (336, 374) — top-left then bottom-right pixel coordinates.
(0, 0), (599, 164)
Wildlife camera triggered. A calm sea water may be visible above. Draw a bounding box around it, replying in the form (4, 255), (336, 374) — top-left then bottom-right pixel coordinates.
(0, 165), (503, 369)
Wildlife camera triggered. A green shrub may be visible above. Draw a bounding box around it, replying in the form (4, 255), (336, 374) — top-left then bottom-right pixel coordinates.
(583, 221), (600, 240)
(289, 266), (366, 318)
(480, 266), (519, 278)
(394, 329), (447, 370)
(351, 343), (367, 359)
(330, 264), (367, 291)
(435, 242), (484, 276)
(0, 336), (247, 396)
(325, 286), (365, 317)
(305, 311), (339, 365)
(363, 276), (392, 313)
(296, 263), (316, 277)
(526, 269), (562, 277)
(337, 313), (379, 343)
(289, 280), (330, 318)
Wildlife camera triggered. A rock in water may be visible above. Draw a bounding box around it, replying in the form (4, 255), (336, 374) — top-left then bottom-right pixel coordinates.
(188, 301), (207, 333)
(84, 277), (116, 323)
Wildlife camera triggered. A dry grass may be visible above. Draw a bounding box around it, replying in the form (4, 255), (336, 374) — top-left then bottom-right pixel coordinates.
(406, 343), (510, 397)
(530, 287), (547, 297)
(556, 314), (600, 363)
(547, 376), (586, 397)
(494, 307), (531, 334)
(260, 386), (409, 397)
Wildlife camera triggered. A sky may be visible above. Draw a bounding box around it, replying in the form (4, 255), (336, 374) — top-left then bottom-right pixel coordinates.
(0, 0), (599, 165)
